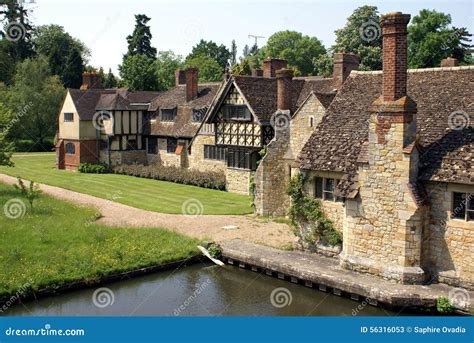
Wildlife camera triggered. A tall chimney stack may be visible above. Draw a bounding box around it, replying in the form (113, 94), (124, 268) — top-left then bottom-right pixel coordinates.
(440, 57), (459, 67)
(80, 72), (102, 90)
(175, 69), (186, 86)
(185, 67), (199, 102)
(263, 58), (287, 78)
(332, 53), (359, 89)
(380, 12), (411, 102)
(276, 68), (293, 111)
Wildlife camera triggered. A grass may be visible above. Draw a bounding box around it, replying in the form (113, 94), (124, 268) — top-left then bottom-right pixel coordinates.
(0, 153), (253, 215)
(0, 182), (201, 300)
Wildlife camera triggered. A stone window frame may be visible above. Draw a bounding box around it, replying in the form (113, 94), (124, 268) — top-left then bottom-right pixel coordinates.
(314, 177), (343, 203)
(451, 192), (474, 222)
(65, 142), (75, 155)
(204, 145), (226, 161)
(64, 112), (74, 122)
(166, 137), (178, 154)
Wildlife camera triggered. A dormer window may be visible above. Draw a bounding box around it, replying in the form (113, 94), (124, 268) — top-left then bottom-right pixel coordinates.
(222, 105), (251, 121)
(161, 108), (177, 122)
(192, 107), (208, 122)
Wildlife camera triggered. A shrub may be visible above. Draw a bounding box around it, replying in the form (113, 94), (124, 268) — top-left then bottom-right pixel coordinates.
(287, 174), (342, 246)
(78, 163), (108, 174)
(207, 243), (222, 259)
(112, 164), (226, 191)
(14, 138), (54, 152)
(436, 296), (455, 314)
(13, 177), (41, 208)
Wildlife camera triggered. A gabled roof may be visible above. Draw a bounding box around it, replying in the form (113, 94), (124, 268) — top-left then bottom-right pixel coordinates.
(68, 88), (159, 120)
(299, 66), (474, 186)
(148, 83), (220, 138)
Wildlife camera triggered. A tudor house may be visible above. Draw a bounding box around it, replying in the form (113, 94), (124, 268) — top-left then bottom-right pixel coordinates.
(298, 12), (473, 288)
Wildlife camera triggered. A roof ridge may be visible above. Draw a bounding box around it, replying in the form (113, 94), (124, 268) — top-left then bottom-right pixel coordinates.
(350, 65), (474, 77)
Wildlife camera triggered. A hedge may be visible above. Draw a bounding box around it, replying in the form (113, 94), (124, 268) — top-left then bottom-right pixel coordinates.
(112, 164), (226, 191)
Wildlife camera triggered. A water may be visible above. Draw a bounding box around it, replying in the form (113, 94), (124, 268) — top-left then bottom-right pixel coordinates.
(5, 264), (405, 316)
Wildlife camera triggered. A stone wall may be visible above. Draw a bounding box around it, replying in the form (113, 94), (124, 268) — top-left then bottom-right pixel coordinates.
(422, 182), (474, 289)
(148, 138), (189, 168)
(188, 134), (226, 173)
(100, 150), (147, 166)
(226, 168), (251, 195)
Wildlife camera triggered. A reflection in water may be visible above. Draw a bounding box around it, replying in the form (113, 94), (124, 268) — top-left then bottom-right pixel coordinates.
(6, 264), (402, 316)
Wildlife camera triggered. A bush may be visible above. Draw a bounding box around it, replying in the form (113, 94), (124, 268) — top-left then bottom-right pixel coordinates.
(13, 177), (42, 208)
(436, 296), (455, 314)
(207, 243), (222, 259)
(112, 164), (226, 191)
(14, 138), (55, 152)
(78, 163), (108, 174)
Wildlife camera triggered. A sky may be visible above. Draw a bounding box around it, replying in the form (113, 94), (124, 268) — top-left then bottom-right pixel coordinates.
(26, 0), (474, 74)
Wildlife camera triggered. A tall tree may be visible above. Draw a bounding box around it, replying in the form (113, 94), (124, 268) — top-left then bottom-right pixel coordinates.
(61, 47), (84, 88)
(103, 68), (118, 88)
(331, 5), (382, 71)
(119, 54), (159, 91)
(408, 9), (473, 68)
(264, 30), (326, 75)
(230, 39), (238, 66)
(242, 44), (250, 59)
(155, 50), (183, 90)
(0, 0), (34, 60)
(186, 39), (230, 69)
(185, 55), (222, 82)
(125, 14), (157, 59)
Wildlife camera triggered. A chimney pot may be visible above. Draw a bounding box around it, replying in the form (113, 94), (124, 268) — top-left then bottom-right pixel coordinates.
(185, 67), (199, 102)
(332, 52), (360, 89)
(175, 69), (186, 86)
(263, 58), (288, 77)
(80, 72), (102, 90)
(276, 68), (293, 111)
(440, 57), (459, 67)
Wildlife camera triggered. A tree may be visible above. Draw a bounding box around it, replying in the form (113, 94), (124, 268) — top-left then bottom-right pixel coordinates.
(0, 97), (14, 166)
(313, 53), (333, 78)
(125, 14), (157, 59)
(408, 9), (473, 68)
(33, 25), (88, 88)
(155, 50), (183, 90)
(103, 68), (118, 88)
(7, 58), (65, 148)
(186, 39), (230, 69)
(0, 132), (14, 166)
(242, 44), (250, 59)
(230, 40), (238, 66)
(185, 55), (222, 82)
(264, 30), (326, 75)
(119, 54), (159, 91)
(0, 41), (16, 84)
(331, 6), (382, 71)
(231, 58), (252, 76)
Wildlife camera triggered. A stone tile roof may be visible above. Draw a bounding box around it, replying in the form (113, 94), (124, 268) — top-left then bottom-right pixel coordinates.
(148, 83), (220, 138)
(69, 88), (159, 120)
(299, 67), (474, 186)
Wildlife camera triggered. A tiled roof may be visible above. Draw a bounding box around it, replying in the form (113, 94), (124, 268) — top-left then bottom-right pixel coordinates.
(299, 67), (474, 186)
(148, 83), (220, 138)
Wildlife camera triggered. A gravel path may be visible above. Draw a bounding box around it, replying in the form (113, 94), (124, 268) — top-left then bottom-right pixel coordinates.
(0, 173), (295, 249)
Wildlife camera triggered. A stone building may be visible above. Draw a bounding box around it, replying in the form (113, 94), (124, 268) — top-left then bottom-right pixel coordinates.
(298, 12), (473, 288)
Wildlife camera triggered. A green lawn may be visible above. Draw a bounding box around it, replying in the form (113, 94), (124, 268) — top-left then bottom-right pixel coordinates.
(0, 153), (252, 215)
(0, 183), (200, 299)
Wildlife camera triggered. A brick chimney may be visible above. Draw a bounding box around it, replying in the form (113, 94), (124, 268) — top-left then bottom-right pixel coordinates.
(252, 68), (263, 77)
(80, 72), (102, 90)
(175, 69), (186, 86)
(276, 68), (293, 111)
(440, 57), (459, 67)
(332, 53), (359, 89)
(185, 67), (198, 102)
(263, 58), (287, 78)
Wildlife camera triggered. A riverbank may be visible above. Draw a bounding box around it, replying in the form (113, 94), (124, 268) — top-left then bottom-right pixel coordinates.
(221, 239), (473, 314)
(0, 183), (201, 305)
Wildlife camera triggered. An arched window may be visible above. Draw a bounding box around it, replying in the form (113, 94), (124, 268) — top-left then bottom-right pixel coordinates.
(65, 143), (75, 155)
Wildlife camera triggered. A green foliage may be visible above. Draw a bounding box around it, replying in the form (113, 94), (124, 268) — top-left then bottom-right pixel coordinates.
(287, 174), (342, 246)
(186, 39), (231, 69)
(207, 243), (222, 259)
(185, 55), (223, 82)
(155, 50), (184, 90)
(264, 30), (326, 75)
(230, 39), (238, 66)
(408, 9), (473, 68)
(331, 6), (382, 71)
(436, 296), (455, 314)
(78, 163), (108, 174)
(119, 54), (159, 91)
(13, 138), (54, 152)
(113, 164), (226, 191)
(103, 68), (118, 88)
(0, 131), (14, 166)
(125, 14), (157, 59)
(313, 53), (333, 78)
(231, 57), (252, 76)
(13, 177), (41, 208)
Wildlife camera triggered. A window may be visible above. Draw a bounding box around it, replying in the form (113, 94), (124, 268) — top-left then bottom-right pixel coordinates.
(167, 137), (178, 153)
(315, 177), (343, 202)
(222, 105), (251, 121)
(192, 107), (207, 122)
(126, 139), (138, 150)
(227, 148), (258, 170)
(64, 113), (74, 122)
(309, 116), (314, 127)
(452, 192), (474, 221)
(65, 142), (75, 154)
(204, 145), (226, 161)
(148, 137), (158, 154)
(161, 108), (176, 122)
